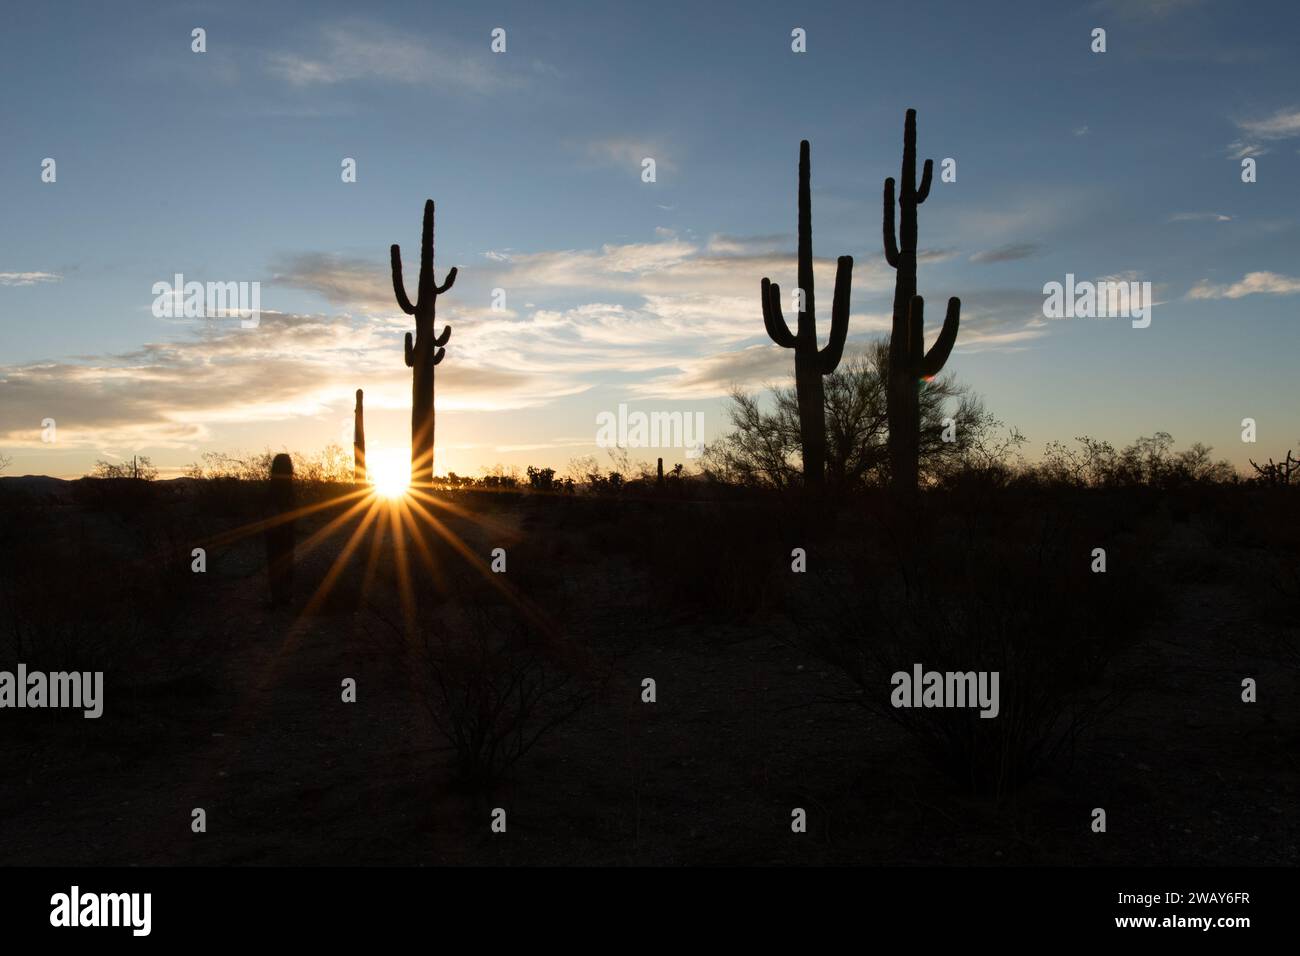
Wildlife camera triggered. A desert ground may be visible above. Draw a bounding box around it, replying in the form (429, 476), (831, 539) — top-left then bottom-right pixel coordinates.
(0, 475), (1295, 865)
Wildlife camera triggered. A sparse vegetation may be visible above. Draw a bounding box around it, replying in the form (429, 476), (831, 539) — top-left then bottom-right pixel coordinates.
(92, 455), (158, 480)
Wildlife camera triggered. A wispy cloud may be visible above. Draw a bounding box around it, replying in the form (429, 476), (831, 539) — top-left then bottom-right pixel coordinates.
(0, 311), (578, 450)
(969, 243), (1039, 264)
(1238, 107), (1300, 139)
(265, 234), (1044, 403)
(584, 137), (677, 173)
(1168, 212), (1232, 223)
(706, 234), (786, 255)
(627, 291), (1052, 401)
(0, 272), (61, 286)
(266, 20), (516, 95)
(1187, 271), (1300, 300)
(1228, 106), (1300, 158)
(270, 253), (398, 311)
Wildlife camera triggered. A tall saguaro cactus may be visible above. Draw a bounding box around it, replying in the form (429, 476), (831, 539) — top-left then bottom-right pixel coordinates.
(392, 199), (458, 488)
(353, 388), (366, 483)
(761, 140), (854, 489)
(883, 109), (960, 493)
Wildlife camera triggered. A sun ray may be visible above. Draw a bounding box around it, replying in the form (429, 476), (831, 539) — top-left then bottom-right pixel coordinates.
(298, 497), (386, 619)
(405, 486), (524, 545)
(389, 499), (417, 635)
(197, 487), (370, 552)
(396, 497), (450, 596)
(358, 497), (391, 607)
(401, 492), (558, 639)
(293, 494), (378, 562)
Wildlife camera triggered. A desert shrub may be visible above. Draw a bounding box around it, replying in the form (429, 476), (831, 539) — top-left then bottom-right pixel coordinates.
(187, 450), (276, 481)
(92, 456), (158, 480)
(701, 343), (996, 492)
(417, 600), (592, 788)
(1032, 434), (1236, 489)
(526, 465), (556, 492)
(190, 475), (264, 519)
(478, 465), (520, 490)
(805, 497), (1157, 798)
(0, 495), (193, 674)
(633, 498), (816, 620)
(71, 475), (162, 514)
(184, 448), (357, 509)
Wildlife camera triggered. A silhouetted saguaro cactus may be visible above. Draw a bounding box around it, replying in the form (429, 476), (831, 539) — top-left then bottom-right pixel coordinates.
(353, 388), (366, 483)
(266, 453), (295, 607)
(392, 199), (458, 488)
(882, 109), (960, 493)
(760, 140), (854, 489)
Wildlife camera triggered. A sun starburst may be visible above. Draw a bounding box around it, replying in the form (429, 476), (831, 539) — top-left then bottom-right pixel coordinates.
(367, 448), (410, 499)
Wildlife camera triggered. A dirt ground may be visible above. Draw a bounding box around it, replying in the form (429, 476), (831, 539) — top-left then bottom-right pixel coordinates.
(0, 484), (1294, 866)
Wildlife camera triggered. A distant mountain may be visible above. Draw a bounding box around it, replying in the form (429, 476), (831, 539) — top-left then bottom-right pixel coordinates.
(0, 475), (72, 491)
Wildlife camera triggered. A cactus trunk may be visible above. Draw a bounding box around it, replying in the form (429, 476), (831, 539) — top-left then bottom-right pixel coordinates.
(391, 199), (457, 489)
(265, 453), (295, 607)
(353, 388), (366, 483)
(882, 110), (961, 494)
(760, 140), (854, 490)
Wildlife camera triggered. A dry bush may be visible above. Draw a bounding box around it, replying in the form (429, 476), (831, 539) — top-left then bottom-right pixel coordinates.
(416, 600), (594, 789)
(805, 499), (1157, 799)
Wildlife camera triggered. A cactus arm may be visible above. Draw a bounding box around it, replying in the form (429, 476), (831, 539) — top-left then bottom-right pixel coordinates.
(432, 346), (446, 366)
(435, 325), (451, 347)
(917, 296), (961, 378)
(762, 278), (797, 348)
(907, 295), (926, 370)
(883, 179), (900, 268)
(391, 245), (416, 315)
(915, 159), (933, 205)
(404, 331), (414, 367)
(817, 256), (854, 374)
(436, 267), (458, 295)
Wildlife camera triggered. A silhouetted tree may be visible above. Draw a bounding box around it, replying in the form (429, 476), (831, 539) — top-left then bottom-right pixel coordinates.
(703, 342), (994, 490)
(526, 465), (556, 491)
(1249, 450), (1299, 486)
(92, 456), (158, 480)
(1037, 434), (1235, 487)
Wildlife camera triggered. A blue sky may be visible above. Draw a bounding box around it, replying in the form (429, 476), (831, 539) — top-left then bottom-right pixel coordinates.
(1, 0), (1297, 477)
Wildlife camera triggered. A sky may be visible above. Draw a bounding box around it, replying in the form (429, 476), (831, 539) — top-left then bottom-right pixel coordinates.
(1, 0), (1297, 479)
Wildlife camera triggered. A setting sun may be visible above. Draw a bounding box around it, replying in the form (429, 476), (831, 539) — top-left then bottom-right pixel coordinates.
(367, 449), (410, 499)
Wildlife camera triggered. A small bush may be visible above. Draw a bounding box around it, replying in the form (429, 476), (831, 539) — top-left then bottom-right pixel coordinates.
(418, 601), (591, 789)
(806, 500), (1156, 798)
